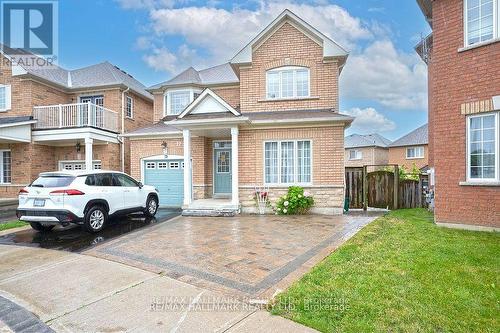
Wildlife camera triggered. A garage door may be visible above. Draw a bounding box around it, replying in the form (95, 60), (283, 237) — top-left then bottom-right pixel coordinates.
(143, 159), (184, 207)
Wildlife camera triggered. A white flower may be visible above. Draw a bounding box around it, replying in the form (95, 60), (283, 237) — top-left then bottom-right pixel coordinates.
(283, 209), (287, 214)
(284, 201), (289, 207)
(298, 194), (302, 198)
(276, 208), (281, 212)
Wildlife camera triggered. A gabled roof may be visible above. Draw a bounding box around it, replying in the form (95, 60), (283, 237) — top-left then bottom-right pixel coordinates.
(178, 88), (240, 119)
(231, 9), (349, 65)
(416, 0), (433, 27)
(0, 45), (152, 100)
(345, 133), (392, 149)
(148, 63), (239, 90)
(389, 124), (428, 147)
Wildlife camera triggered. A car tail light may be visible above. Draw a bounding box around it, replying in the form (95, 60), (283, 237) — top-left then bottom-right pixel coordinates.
(49, 189), (85, 196)
(19, 188), (28, 195)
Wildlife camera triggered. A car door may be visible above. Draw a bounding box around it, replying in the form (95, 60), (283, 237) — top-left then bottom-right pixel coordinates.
(93, 173), (124, 214)
(113, 173), (142, 210)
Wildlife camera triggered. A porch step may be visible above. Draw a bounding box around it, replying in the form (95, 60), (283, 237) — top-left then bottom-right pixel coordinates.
(182, 208), (238, 217)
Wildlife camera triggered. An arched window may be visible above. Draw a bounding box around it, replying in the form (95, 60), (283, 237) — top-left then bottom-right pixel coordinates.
(266, 66), (310, 99)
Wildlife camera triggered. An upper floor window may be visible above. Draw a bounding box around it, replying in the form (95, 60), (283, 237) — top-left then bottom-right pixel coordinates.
(126, 96), (133, 118)
(467, 112), (499, 181)
(465, 0), (499, 46)
(406, 146), (425, 159)
(349, 149), (362, 160)
(166, 90), (191, 115)
(266, 66), (310, 100)
(0, 85), (12, 112)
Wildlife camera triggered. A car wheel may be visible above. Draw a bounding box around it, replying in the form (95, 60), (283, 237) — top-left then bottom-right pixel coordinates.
(84, 205), (107, 233)
(144, 196), (158, 217)
(29, 222), (55, 232)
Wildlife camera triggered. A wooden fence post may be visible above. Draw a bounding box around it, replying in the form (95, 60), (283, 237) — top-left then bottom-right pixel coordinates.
(393, 165), (399, 210)
(362, 166), (368, 211)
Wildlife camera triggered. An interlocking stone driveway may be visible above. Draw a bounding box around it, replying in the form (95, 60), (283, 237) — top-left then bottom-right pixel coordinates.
(85, 213), (381, 298)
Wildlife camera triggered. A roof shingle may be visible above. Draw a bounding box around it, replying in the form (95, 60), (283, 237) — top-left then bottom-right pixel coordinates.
(345, 133), (392, 148)
(389, 124), (428, 147)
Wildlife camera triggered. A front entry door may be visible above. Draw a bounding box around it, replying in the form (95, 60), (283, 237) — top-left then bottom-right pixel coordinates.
(214, 148), (232, 195)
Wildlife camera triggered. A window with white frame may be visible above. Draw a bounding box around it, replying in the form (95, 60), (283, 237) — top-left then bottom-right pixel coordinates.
(158, 162), (168, 169)
(126, 96), (133, 118)
(166, 90), (191, 115)
(465, 0), (499, 46)
(0, 85), (11, 112)
(264, 140), (311, 184)
(0, 150), (11, 184)
(406, 146), (425, 159)
(146, 162), (156, 169)
(349, 149), (363, 160)
(266, 67), (310, 99)
(467, 112), (499, 181)
(169, 161), (180, 169)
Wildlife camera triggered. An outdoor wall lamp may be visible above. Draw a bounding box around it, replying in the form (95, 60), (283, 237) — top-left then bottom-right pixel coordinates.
(161, 141), (168, 158)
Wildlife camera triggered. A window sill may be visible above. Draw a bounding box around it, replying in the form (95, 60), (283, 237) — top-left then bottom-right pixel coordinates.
(459, 181), (500, 187)
(126, 116), (134, 121)
(458, 38), (500, 53)
(406, 157), (424, 160)
(264, 183), (313, 187)
(258, 96), (320, 103)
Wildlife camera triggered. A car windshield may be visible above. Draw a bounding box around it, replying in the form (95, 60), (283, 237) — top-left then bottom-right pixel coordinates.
(31, 176), (75, 188)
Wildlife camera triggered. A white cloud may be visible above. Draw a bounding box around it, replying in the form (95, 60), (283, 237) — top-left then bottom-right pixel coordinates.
(114, 0), (178, 10)
(341, 40), (428, 110)
(142, 44), (204, 74)
(344, 107), (396, 133)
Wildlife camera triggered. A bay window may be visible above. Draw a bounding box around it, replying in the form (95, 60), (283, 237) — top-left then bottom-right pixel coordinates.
(0, 150), (11, 184)
(166, 90), (191, 115)
(266, 66), (310, 99)
(264, 140), (312, 184)
(467, 112), (499, 181)
(465, 0), (499, 46)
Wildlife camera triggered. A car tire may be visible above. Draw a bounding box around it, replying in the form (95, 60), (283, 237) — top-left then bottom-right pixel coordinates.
(83, 205), (107, 233)
(144, 196), (158, 217)
(29, 222), (55, 232)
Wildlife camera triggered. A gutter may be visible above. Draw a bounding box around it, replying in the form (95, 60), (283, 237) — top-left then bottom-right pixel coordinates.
(120, 87), (130, 172)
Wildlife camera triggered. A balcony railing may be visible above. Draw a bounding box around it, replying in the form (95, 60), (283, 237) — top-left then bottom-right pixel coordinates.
(33, 102), (119, 133)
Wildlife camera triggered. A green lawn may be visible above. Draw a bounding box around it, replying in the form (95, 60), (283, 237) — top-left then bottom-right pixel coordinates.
(270, 209), (499, 333)
(0, 220), (28, 231)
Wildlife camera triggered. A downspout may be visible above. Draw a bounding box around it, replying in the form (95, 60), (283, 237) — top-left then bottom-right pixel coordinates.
(120, 86), (130, 172)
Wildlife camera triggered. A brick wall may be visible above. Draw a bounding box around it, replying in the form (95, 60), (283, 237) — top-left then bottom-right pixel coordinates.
(429, 0), (500, 227)
(211, 86), (240, 109)
(239, 22), (339, 113)
(388, 145), (428, 170)
(344, 147), (389, 167)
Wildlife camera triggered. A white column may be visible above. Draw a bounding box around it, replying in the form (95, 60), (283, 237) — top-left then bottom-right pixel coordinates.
(183, 129), (192, 206)
(84, 137), (93, 171)
(231, 127), (239, 206)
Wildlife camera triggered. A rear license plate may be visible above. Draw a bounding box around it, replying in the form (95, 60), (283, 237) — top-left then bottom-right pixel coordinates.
(34, 199), (45, 207)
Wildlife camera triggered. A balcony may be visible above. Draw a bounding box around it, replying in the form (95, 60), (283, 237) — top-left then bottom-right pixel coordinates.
(33, 103), (119, 133)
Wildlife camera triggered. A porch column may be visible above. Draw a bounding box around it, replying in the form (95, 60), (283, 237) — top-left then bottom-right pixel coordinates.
(231, 127), (239, 206)
(84, 137), (93, 171)
(183, 129), (192, 206)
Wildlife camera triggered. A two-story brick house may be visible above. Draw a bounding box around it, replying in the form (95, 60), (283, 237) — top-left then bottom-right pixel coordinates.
(124, 10), (353, 215)
(0, 51), (153, 198)
(344, 133), (392, 168)
(416, 0), (500, 230)
(388, 123), (429, 170)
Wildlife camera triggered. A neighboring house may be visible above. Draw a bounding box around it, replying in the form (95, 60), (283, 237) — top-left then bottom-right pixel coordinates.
(416, 0), (500, 229)
(0, 49), (153, 198)
(124, 10), (353, 215)
(344, 133), (391, 167)
(388, 124), (429, 170)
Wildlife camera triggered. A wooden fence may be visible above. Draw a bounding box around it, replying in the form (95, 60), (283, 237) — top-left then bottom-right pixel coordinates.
(345, 168), (364, 209)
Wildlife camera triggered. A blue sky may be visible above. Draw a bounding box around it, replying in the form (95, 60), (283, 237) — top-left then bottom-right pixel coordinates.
(57, 0), (431, 140)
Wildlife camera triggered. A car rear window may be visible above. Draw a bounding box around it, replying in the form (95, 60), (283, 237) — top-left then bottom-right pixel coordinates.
(31, 176), (75, 188)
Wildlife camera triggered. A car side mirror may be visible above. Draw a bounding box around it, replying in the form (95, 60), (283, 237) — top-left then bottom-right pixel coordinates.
(138, 182), (143, 189)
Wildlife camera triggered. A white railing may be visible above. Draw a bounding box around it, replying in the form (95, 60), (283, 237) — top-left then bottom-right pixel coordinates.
(33, 102), (119, 133)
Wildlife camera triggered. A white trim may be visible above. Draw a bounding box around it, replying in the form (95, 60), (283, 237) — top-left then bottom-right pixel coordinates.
(139, 154), (185, 183)
(178, 89), (241, 119)
(405, 146), (425, 159)
(32, 127), (119, 144)
(58, 160), (101, 171)
(348, 149), (362, 161)
(0, 120), (37, 129)
(0, 149), (12, 184)
(0, 84), (11, 112)
(262, 139), (313, 186)
(466, 111), (499, 182)
(212, 140), (233, 196)
(164, 88), (202, 116)
(126, 95), (134, 119)
(464, 0), (499, 47)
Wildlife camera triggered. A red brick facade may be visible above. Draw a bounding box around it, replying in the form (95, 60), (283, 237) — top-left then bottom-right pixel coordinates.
(427, 0), (500, 227)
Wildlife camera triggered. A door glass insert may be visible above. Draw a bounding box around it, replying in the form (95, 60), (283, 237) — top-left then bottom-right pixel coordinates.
(217, 151), (230, 173)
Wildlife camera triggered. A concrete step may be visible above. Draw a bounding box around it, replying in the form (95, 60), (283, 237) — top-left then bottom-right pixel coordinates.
(182, 209), (238, 217)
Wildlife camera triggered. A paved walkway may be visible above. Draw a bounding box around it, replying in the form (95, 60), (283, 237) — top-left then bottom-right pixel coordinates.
(0, 244), (316, 332)
(86, 213), (379, 298)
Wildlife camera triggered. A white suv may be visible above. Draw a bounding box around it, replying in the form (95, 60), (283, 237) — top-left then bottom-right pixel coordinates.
(16, 171), (159, 233)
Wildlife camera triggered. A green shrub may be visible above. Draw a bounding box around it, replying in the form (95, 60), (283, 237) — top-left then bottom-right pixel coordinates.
(274, 186), (314, 215)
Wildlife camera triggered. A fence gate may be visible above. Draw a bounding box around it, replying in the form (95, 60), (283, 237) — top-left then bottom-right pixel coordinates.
(367, 170), (395, 209)
(345, 167), (364, 208)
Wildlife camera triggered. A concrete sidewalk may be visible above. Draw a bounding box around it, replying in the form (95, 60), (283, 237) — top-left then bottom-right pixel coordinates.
(0, 245), (316, 332)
